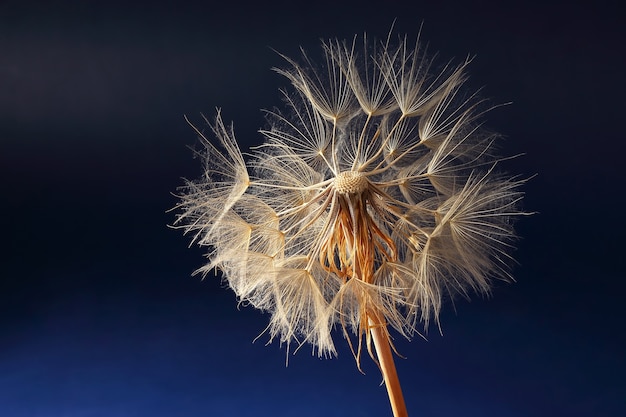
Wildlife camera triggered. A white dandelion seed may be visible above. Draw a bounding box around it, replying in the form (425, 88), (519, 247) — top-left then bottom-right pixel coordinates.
(173, 30), (527, 417)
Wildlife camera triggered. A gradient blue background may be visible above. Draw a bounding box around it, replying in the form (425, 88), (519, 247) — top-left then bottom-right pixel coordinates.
(1, 0), (624, 416)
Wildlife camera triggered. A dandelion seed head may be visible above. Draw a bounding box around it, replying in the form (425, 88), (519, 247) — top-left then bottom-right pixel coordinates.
(173, 30), (526, 364)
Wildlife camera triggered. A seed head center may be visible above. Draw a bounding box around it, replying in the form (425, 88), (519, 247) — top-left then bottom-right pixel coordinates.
(334, 171), (368, 195)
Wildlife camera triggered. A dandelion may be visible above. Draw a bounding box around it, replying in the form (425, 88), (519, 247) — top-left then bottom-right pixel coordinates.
(173, 30), (526, 417)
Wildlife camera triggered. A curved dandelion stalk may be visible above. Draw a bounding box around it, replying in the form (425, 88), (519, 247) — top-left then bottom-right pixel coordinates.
(173, 30), (527, 417)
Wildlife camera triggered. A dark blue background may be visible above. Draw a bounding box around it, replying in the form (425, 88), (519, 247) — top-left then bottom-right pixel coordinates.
(2, 1), (624, 416)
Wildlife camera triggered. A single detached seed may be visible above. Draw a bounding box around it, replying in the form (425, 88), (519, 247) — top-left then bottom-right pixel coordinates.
(335, 171), (368, 195)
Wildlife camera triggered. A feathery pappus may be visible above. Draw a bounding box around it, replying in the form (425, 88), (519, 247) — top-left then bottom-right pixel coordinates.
(173, 30), (526, 417)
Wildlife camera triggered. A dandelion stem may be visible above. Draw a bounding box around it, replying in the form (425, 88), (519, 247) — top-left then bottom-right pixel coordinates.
(369, 316), (408, 417)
